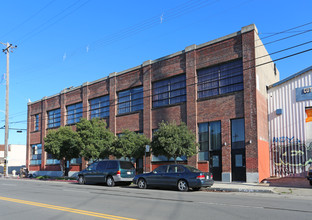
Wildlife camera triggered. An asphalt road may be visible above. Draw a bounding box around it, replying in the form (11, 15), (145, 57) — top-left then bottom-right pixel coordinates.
(0, 178), (311, 220)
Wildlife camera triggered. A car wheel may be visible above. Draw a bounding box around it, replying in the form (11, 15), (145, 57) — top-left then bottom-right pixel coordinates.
(106, 176), (115, 187)
(193, 187), (201, 191)
(177, 179), (189, 192)
(78, 176), (86, 185)
(138, 178), (147, 189)
(310, 180), (312, 186)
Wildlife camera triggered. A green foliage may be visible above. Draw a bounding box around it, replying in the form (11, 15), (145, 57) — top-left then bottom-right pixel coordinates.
(44, 126), (82, 176)
(44, 126), (81, 161)
(113, 130), (150, 160)
(151, 121), (197, 163)
(76, 118), (115, 161)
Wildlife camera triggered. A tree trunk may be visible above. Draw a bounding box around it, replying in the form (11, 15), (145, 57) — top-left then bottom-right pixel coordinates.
(60, 160), (65, 177)
(174, 156), (177, 164)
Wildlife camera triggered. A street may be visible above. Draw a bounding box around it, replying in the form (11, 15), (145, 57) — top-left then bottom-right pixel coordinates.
(0, 178), (311, 220)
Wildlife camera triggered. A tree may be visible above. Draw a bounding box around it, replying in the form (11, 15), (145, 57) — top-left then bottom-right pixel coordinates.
(76, 118), (115, 161)
(44, 126), (82, 176)
(113, 129), (150, 160)
(151, 121), (197, 164)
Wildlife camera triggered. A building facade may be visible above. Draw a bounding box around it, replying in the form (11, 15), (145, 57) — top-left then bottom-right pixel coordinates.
(268, 65), (312, 178)
(27, 24), (279, 182)
(0, 144), (26, 174)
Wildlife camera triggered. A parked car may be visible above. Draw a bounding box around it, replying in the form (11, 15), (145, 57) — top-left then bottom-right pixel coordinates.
(307, 163), (312, 186)
(77, 160), (135, 186)
(133, 164), (214, 191)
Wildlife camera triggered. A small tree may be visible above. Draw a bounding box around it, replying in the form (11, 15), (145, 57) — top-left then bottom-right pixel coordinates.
(151, 121), (197, 163)
(76, 118), (115, 161)
(44, 126), (82, 176)
(113, 129), (150, 160)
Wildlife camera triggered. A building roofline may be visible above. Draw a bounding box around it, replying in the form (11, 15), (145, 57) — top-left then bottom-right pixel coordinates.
(28, 24), (257, 106)
(268, 65), (312, 89)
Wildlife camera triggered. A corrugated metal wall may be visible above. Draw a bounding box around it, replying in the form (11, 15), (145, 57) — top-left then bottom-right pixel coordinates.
(268, 69), (312, 177)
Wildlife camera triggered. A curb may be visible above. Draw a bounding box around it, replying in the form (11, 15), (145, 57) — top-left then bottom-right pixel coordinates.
(205, 187), (274, 194)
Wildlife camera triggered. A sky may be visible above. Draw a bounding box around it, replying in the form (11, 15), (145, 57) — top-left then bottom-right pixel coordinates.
(0, 0), (311, 146)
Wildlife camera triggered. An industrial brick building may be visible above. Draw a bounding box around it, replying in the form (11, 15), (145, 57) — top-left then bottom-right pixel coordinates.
(27, 24), (279, 182)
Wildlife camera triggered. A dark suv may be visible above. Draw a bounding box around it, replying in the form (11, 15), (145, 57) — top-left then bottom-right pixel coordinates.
(77, 160), (135, 186)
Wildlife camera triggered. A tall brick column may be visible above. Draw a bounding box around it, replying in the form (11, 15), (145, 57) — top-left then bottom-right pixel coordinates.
(41, 97), (48, 171)
(81, 82), (89, 169)
(221, 119), (231, 182)
(242, 25), (259, 182)
(185, 45), (198, 168)
(142, 60), (152, 172)
(109, 72), (117, 135)
(26, 104), (31, 169)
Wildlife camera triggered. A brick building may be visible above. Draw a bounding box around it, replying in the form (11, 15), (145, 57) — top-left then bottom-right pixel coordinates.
(27, 24), (279, 182)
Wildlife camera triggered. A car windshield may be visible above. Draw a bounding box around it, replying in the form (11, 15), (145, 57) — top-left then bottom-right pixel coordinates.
(120, 161), (135, 169)
(184, 165), (201, 172)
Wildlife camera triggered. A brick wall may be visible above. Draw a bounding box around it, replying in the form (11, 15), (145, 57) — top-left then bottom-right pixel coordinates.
(27, 25), (274, 181)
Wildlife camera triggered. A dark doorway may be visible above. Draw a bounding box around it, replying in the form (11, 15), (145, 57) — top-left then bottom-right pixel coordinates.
(231, 118), (246, 182)
(198, 121), (222, 181)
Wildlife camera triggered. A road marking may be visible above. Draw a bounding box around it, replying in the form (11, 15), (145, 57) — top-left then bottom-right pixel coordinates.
(0, 196), (137, 220)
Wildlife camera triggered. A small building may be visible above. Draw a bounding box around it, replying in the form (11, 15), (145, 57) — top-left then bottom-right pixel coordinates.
(268, 65), (312, 177)
(27, 24), (279, 182)
(0, 144), (26, 174)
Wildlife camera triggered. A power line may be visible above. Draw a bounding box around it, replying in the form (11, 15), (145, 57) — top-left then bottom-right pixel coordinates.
(0, 0), (55, 39)
(17, 43), (312, 125)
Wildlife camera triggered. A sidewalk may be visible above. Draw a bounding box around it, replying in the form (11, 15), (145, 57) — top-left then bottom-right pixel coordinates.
(207, 177), (312, 196)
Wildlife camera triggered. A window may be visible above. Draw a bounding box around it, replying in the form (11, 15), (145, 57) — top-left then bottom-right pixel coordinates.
(90, 96), (109, 119)
(153, 165), (168, 173)
(197, 59), (243, 98)
(231, 118), (245, 149)
(107, 161), (118, 169)
(35, 114), (39, 131)
(96, 161), (108, 171)
(67, 103), (83, 125)
(118, 87), (143, 114)
(70, 158), (82, 164)
(168, 165), (185, 173)
(87, 162), (98, 171)
(198, 121), (221, 161)
(46, 154), (60, 165)
(30, 144), (42, 165)
(152, 74), (186, 108)
(47, 109), (61, 128)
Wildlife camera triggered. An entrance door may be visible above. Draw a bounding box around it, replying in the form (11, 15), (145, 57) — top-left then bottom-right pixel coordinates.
(209, 150), (222, 181)
(231, 118), (246, 182)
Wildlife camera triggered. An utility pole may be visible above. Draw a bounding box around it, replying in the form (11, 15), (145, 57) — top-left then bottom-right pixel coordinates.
(1, 42), (17, 177)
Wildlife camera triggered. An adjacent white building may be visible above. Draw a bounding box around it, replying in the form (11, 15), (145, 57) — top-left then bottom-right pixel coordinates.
(268, 65), (312, 177)
(0, 144), (26, 174)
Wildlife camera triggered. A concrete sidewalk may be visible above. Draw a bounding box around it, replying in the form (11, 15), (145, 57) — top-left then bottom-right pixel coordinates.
(206, 177), (312, 196)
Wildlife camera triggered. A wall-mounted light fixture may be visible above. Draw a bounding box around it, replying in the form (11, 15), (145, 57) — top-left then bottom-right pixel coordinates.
(223, 142), (227, 146)
(248, 140), (252, 144)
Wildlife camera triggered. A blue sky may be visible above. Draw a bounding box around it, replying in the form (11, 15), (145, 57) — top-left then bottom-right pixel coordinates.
(0, 0), (311, 145)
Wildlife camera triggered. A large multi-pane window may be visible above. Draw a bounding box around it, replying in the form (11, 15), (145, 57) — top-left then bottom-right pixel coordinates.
(198, 121), (221, 161)
(118, 87), (143, 114)
(30, 144), (42, 165)
(197, 59), (243, 98)
(47, 109), (61, 128)
(46, 154), (60, 165)
(90, 96), (109, 119)
(67, 103), (83, 125)
(35, 114), (39, 131)
(152, 74), (186, 108)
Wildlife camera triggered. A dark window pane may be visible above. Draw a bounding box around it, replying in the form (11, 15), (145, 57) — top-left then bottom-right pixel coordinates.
(198, 59), (243, 98)
(231, 118), (245, 149)
(107, 161), (118, 169)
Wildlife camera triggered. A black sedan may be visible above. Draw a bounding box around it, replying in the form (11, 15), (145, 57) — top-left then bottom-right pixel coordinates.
(133, 164), (214, 191)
